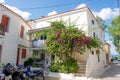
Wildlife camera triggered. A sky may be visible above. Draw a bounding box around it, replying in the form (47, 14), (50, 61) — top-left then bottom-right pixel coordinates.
(0, 0), (120, 56)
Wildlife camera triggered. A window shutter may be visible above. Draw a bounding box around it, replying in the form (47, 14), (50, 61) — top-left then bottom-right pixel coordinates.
(20, 26), (24, 38)
(1, 15), (9, 32)
(22, 49), (26, 58)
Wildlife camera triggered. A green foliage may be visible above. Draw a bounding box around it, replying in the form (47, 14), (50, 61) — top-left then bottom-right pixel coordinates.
(96, 16), (107, 30)
(49, 58), (78, 73)
(36, 19), (102, 73)
(108, 16), (120, 37)
(49, 62), (61, 72)
(108, 16), (120, 53)
(24, 58), (34, 67)
(45, 20), (101, 56)
(33, 58), (41, 62)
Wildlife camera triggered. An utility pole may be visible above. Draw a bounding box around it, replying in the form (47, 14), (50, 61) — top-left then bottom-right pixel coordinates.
(117, 0), (120, 15)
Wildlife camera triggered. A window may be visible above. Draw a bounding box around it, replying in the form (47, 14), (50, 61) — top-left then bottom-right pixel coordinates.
(97, 54), (100, 62)
(92, 20), (94, 25)
(20, 26), (24, 38)
(22, 49), (26, 58)
(91, 50), (94, 55)
(93, 32), (95, 39)
(40, 35), (47, 40)
(1, 15), (10, 32)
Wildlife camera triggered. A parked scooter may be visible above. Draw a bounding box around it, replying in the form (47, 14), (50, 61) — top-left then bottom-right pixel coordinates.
(3, 63), (25, 80)
(3, 63), (14, 80)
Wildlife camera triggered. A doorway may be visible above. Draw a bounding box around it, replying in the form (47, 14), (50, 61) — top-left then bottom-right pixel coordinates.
(0, 45), (2, 62)
(16, 48), (20, 66)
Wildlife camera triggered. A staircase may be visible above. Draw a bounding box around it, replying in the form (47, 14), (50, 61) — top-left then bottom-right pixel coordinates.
(75, 57), (86, 76)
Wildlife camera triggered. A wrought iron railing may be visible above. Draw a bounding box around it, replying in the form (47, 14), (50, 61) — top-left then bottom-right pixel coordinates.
(32, 39), (46, 49)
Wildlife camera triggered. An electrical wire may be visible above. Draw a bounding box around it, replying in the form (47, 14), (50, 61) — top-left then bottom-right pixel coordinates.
(20, 0), (94, 10)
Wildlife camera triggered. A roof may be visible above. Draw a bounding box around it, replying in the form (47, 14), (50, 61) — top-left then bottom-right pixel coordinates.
(0, 3), (32, 29)
(105, 42), (111, 47)
(33, 6), (102, 31)
(35, 6), (88, 21)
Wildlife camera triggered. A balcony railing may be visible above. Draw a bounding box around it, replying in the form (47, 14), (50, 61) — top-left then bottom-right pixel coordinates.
(32, 39), (46, 49)
(0, 23), (5, 35)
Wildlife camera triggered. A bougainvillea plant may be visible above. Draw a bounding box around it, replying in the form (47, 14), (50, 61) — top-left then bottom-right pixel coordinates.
(37, 20), (101, 61)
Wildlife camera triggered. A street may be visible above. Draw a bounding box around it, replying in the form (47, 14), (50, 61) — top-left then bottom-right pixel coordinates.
(95, 63), (120, 80)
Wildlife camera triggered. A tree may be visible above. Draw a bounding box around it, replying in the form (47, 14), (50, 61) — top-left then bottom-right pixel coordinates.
(96, 16), (107, 30)
(108, 16), (120, 53)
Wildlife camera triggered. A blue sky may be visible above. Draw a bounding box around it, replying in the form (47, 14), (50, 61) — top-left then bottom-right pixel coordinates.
(0, 0), (120, 55)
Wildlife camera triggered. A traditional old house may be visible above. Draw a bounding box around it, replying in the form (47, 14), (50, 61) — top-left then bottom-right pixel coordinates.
(0, 4), (32, 65)
(27, 6), (107, 78)
(104, 42), (111, 65)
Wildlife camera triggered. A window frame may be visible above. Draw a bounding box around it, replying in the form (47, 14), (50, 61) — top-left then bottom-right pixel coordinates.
(21, 49), (26, 58)
(20, 25), (25, 38)
(1, 15), (10, 32)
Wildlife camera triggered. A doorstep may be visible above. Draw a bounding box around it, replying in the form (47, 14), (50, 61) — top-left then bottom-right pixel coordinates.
(46, 72), (87, 80)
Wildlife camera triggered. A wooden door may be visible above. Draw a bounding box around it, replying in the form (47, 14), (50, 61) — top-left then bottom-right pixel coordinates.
(16, 48), (20, 66)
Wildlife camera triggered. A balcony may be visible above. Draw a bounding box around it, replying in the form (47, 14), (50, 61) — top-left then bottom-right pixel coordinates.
(32, 39), (46, 49)
(0, 23), (5, 35)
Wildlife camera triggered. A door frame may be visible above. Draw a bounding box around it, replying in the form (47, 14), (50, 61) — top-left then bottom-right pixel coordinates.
(16, 48), (20, 66)
(0, 45), (2, 62)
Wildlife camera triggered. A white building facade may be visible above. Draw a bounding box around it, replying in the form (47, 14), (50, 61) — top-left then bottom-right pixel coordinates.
(28, 6), (106, 78)
(0, 4), (32, 65)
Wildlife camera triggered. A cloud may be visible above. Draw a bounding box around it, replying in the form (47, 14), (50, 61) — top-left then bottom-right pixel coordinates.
(110, 44), (118, 56)
(0, 0), (31, 19)
(107, 40), (112, 45)
(75, 3), (87, 9)
(48, 10), (57, 16)
(93, 8), (119, 20)
(5, 5), (31, 20)
(0, 0), (5, 3)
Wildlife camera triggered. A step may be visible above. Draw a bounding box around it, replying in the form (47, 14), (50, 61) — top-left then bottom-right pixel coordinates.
(78, 67), (86, 69)
(77, 62), (86, 65)
(77, 70), (86, 73)
(78, 69), (86, 72)
(77, 61), (86, 63)
(76, 59), (86, 62)
(77, 64), (86, 66)
(75, 73), (86, 76)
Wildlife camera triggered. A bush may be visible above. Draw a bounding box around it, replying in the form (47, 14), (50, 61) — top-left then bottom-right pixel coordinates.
(33, 58), (41, 62)
(49, 58), (78, 73)
(49, 62), (61, 72)
(24, 58), (33, 67)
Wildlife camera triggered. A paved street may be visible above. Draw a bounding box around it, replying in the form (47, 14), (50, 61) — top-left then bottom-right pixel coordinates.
(95, 63), (120, 80)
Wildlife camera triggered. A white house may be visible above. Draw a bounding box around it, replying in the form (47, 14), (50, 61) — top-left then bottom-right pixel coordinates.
(27, 6), (107, 79)
(0, 4), (32, 65)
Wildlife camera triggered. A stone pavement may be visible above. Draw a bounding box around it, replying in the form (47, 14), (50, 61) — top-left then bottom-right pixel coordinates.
(94, 63), (120, 80)
(45, 76), (65, 80)
(39, 76), (68, 80)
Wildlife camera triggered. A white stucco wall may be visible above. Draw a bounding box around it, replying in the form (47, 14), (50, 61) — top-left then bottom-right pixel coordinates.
(35, 8), (88, 33)
(86, 9), (106, 78)
(0, 4), (31, 65)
